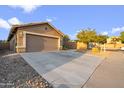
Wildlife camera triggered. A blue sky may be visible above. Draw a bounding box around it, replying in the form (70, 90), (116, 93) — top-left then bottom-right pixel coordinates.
(0, 5), (124, 40)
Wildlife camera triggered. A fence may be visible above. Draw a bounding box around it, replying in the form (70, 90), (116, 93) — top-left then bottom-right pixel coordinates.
(63, 42), (77, 49)
(100, 43), (124, 49)
(77, 42), (87, 50)
(0, 42), (9, 50)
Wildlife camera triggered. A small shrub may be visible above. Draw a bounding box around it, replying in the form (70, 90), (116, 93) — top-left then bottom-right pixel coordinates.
(62, 45), (70, 50)
(92, 47), (100, 53)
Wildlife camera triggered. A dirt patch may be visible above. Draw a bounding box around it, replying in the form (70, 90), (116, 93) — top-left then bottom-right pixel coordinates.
(0, 50), (52, 88)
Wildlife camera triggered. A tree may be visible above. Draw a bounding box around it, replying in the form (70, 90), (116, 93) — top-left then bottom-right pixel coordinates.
(120, 31), (124, 43)
(62, 35), (70, 49)
(0, 40), (7, 43)
(111, 37), (121, 48)
(77, 28), (97, 43)
(96, 35), (108, 44)
(76, 28), (97, 48)
(63, 35), (70, 43)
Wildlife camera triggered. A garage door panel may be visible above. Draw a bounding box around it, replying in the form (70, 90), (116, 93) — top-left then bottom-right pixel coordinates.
(43, 37), (58, 51)
(26, 34), (58, 52)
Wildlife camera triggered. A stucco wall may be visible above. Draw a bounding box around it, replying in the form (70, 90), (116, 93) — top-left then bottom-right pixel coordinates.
(103, 43), (124, 49)
(16, 30), (26, 53)
(15, 23), (63, 52)
(17, 30), (23, 46)
(77, 42), (87, 50)
(9, 34), (16, 51)
(18, 24), (62, 38)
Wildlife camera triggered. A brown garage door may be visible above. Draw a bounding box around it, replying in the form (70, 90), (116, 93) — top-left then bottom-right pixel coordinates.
(26, 34), (58, 52)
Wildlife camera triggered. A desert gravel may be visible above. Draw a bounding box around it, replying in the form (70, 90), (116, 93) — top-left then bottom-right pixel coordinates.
(0, 50), (52, 88)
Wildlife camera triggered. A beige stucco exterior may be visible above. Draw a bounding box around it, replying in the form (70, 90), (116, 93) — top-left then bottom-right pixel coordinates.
(8, 22), (64, 53)
(77, 42), (87, 50)
(9, 34), (16, 52)
(18, 24), (61, 37)
(107, 36), (121, 44)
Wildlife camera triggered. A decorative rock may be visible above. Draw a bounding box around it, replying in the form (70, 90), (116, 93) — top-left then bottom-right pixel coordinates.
(0, 52), (53, 88)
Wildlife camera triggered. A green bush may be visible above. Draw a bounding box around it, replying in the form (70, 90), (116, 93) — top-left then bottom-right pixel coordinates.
(62, 45), (71, 50)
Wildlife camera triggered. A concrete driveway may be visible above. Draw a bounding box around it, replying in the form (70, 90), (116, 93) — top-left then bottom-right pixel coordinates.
(21, 50), (104, 88)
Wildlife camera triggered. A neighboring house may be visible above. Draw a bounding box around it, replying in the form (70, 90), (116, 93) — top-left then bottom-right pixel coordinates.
(7, 22), (64, 53)
(105, 36), (122, 49)
(107, 36), (121, 44)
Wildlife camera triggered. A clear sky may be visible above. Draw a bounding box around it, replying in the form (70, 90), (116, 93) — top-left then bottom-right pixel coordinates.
(0, 5), (124, 40)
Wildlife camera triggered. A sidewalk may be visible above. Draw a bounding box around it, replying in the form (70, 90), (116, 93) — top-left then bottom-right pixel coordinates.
(84, 51), (124, 88)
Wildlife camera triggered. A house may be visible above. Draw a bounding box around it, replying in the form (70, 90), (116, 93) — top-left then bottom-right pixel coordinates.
(105, 36), (122, 49)
(7, 22), (64, 53)
(107, 36), (121, 44)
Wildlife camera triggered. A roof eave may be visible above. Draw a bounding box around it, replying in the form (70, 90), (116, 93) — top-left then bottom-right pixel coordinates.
(7, 22), (65, 41)
(7, 26), (18, 41)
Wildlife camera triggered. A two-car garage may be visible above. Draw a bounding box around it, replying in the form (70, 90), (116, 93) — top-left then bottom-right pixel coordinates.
(26, 34), (59, 52)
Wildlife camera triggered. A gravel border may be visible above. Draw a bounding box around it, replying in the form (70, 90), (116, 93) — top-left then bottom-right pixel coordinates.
(0, 50), (53, 88)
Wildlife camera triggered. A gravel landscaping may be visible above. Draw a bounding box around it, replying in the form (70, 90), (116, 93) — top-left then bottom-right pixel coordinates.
(0, 50), (52, 88)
